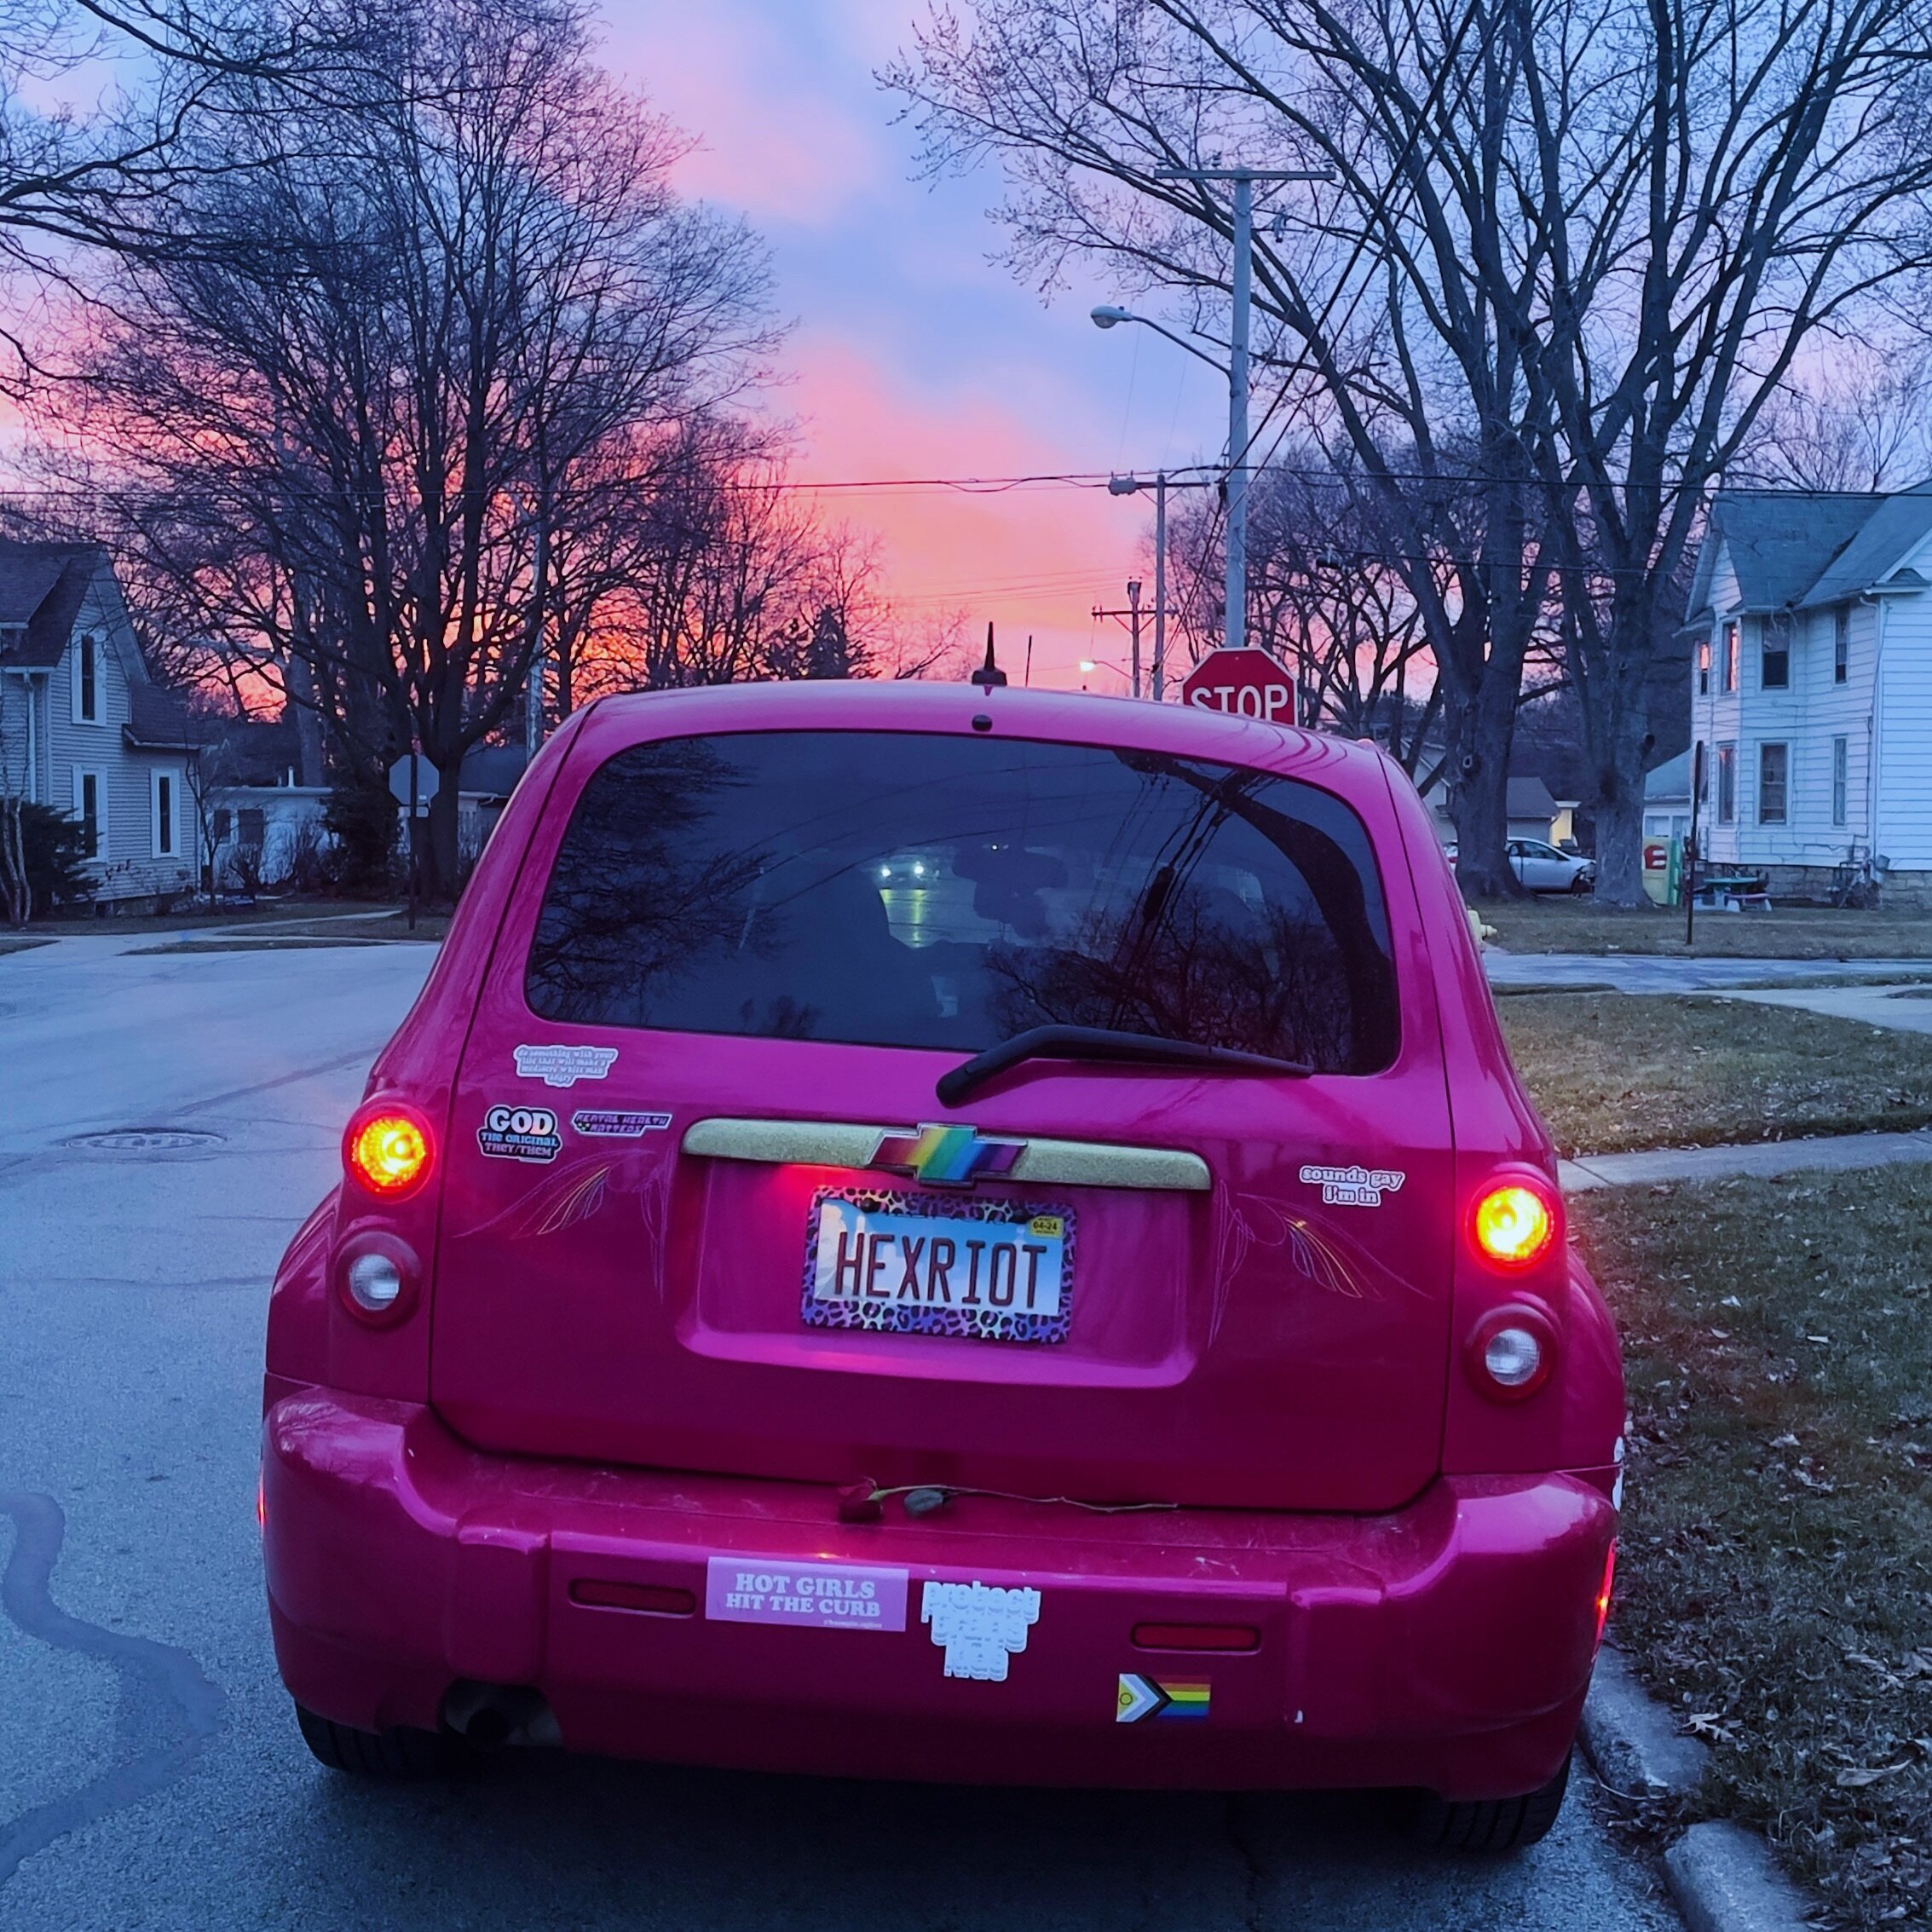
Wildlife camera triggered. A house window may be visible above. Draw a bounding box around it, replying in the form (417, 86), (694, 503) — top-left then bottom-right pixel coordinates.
(212, 808), (230, 844)
(1722, 622), (1739, 692)
(1831, 736), (1848, 827)
(74, 770), (104, 858)
(1697, 639), (1710, 695)
(1761, 621), (1789, 689)
(153, 771), (175, 856)
(1716, 742), (1736, 823)
(1834, 605), (1849, 683)
(74, 634), (100, 724)
(1759, 743), (1788, 824)
(237, 806), (266, 848)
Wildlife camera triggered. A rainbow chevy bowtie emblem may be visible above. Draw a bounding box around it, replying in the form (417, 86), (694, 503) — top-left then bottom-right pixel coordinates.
(868, 1123), (1025, 1188)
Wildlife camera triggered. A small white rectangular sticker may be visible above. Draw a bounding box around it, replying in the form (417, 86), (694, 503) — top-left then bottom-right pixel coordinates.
(515, 1044), (617, 1088)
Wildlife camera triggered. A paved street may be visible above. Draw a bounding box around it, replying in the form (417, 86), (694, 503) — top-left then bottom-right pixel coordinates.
(0, 937), (1678, 1931)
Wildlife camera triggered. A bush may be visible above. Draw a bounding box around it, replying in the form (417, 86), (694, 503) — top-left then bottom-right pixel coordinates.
(279, 816), (332, 894)
(9, 802), (95, 920)
(323, 775), (397, 897)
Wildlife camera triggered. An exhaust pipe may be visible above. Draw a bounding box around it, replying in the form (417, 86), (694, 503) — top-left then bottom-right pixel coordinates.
(441, 1680), (560, 1750)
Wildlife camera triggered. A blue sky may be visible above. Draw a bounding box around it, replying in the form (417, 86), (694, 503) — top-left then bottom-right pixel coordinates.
(600, 0), (1230, 687)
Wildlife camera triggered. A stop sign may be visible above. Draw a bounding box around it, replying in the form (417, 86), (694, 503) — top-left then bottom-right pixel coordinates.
(1178, 648), (1298, 724)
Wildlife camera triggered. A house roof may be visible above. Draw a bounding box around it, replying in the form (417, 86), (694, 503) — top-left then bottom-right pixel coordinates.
(459, 743), (529, 799)
(1796, 480), (1932, 608)
(1645, 748), (1693, 801)
(1505, 776), (1558, 822)
(123, 682), (205, 753)
(1688, 480), (1932, 624)
(0, 540), (102, 669)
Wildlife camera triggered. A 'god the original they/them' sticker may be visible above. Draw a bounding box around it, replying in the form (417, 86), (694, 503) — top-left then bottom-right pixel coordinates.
(478, 1104), (562, 1163)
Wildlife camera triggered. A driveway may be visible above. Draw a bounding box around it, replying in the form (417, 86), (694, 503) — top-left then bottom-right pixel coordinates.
(0, 938), (1678, 1931)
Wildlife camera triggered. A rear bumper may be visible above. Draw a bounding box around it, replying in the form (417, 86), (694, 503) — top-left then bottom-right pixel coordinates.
(262, 1386), (1615, 1799)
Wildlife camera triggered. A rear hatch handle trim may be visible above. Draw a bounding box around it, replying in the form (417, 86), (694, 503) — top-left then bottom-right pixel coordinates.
(681, 1118), (1211, 1193)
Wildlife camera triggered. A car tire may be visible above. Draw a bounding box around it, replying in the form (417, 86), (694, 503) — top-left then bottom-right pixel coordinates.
(294, 1702), (451, 1779)
(1569, 873), (1594, 894)
(1411, 1748), (1572, 1853)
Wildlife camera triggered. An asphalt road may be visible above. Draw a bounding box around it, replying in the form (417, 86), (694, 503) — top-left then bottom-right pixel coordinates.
(0, 936), (1681, 1931)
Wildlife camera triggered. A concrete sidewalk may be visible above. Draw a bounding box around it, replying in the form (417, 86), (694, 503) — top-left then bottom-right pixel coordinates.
(1561, 1125), (1932, 1191)
(1485, 949), (1932, 992)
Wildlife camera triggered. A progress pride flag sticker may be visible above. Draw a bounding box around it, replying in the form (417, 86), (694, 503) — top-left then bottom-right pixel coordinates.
(705, 1556), (908, 1633)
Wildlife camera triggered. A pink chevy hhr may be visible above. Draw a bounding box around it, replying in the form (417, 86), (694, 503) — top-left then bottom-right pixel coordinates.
(262, 679), (1622, 1851)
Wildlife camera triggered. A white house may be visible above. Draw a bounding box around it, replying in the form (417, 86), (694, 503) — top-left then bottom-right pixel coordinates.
(0, 539), (201, 908)
(1684, 482), (1932, 906)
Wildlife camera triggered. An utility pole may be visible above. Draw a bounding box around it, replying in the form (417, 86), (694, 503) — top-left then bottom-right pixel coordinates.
(1153, 470), (1169, 701)
(1091, 580), (1149, 697)
(1151, 166), (1331, 654)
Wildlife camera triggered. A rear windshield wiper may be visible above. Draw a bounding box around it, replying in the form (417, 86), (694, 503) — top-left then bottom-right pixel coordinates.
(936, 1024), (1314, 1108)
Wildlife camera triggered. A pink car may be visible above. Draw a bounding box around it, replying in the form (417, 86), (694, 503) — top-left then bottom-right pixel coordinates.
(262, 680), (1621, 1851)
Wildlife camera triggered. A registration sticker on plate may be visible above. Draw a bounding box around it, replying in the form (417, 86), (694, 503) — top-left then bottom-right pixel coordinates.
(802, 1188), (1076, 1345)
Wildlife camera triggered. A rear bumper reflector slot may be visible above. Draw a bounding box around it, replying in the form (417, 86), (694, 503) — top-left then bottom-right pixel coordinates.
(1131, 1623), (1261, 1653)
(570, 1580), (696, 1617)
(682, 1118), (1210, 1192)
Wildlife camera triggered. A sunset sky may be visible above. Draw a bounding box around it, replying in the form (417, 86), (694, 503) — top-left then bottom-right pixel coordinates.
(600, 0), (1231, 692)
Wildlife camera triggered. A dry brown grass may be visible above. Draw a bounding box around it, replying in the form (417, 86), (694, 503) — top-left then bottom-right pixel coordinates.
(1498, 993), (1932, 1156)
(1578, 1168), (1932, 1927)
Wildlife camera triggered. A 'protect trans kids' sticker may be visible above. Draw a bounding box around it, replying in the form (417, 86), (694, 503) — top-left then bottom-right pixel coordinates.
(478, 1104), (562, 1164)
(922, 1580), (1041, 1681)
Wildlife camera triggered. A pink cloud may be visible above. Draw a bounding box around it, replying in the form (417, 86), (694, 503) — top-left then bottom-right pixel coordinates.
(785, 337), (1150, 687)
(597, 2), (880, 225)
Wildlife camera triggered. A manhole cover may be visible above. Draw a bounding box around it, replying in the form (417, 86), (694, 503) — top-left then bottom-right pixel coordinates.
(64, 1128), (227, 1152)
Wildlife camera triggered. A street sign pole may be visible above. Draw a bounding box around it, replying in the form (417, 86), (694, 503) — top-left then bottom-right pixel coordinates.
(407, 743), (418, 933)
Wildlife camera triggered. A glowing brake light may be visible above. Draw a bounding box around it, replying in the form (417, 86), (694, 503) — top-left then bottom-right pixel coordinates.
(1595, 1542), (1617, 1648)
(343, 1104), (433, 1200)
(1470, 1180), (1556, 1270)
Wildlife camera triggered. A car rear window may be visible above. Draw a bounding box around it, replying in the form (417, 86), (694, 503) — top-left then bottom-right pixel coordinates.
(525, 730), (1399, 1073)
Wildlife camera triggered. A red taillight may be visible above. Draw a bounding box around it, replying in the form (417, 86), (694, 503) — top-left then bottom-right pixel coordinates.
(343, 1104), (433, 1200)
(1470, 1179), (1557, 1270)
(1595, 1542), (1617, 1647)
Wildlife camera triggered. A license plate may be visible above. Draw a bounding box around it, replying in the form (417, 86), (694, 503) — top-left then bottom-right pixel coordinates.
(802, 1188), (1076, 1345)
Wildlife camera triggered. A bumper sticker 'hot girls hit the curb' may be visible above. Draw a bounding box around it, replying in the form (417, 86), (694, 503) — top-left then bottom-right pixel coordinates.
(514, 1044), (618, 1088)
(1116, 1674), (1212, 1722)
(478, 1104), (562, 1164)
(1298, 1162), (1405, 1208)
(922, 1580), (1041, 1681)
(569, 1110), (672, 1139)
(704, 1558), (908, 1632)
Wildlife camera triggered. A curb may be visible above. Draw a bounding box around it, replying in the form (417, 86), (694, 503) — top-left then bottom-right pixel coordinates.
(1580, 1647), (1816, 1931)
(1664, 1824), (1814, 1932)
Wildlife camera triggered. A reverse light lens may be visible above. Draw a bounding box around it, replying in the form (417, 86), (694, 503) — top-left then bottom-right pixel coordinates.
(346, 1252), (404, 1312)
(1482, 1326), (1543, 1388)
(345, 1110), (431, 1198)
(1472, 1182), (1556, 1269)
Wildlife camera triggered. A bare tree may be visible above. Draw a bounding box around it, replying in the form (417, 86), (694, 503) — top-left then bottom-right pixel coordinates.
(888, 0), (1932, 902)
(1736, 343), (1932, 495)
(38, 0), (776, 896)
(887, 2), (1567, 896)
(1167, 453), (1443, 778)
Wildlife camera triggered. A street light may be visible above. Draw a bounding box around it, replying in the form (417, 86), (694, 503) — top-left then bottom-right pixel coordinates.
(1093, 164), (1331, 660)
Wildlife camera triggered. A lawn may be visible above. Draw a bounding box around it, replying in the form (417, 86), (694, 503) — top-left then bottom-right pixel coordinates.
(1577, 1168), (1932, 1929)
(1483, 897), (1932, 959)
(1497, 992), (1932, 1156)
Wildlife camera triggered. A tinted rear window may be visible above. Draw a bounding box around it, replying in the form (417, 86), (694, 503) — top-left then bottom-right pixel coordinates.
(526, 730), (1398, 1073)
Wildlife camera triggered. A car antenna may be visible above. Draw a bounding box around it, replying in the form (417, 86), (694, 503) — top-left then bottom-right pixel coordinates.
(971, 620), (1007, 689)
